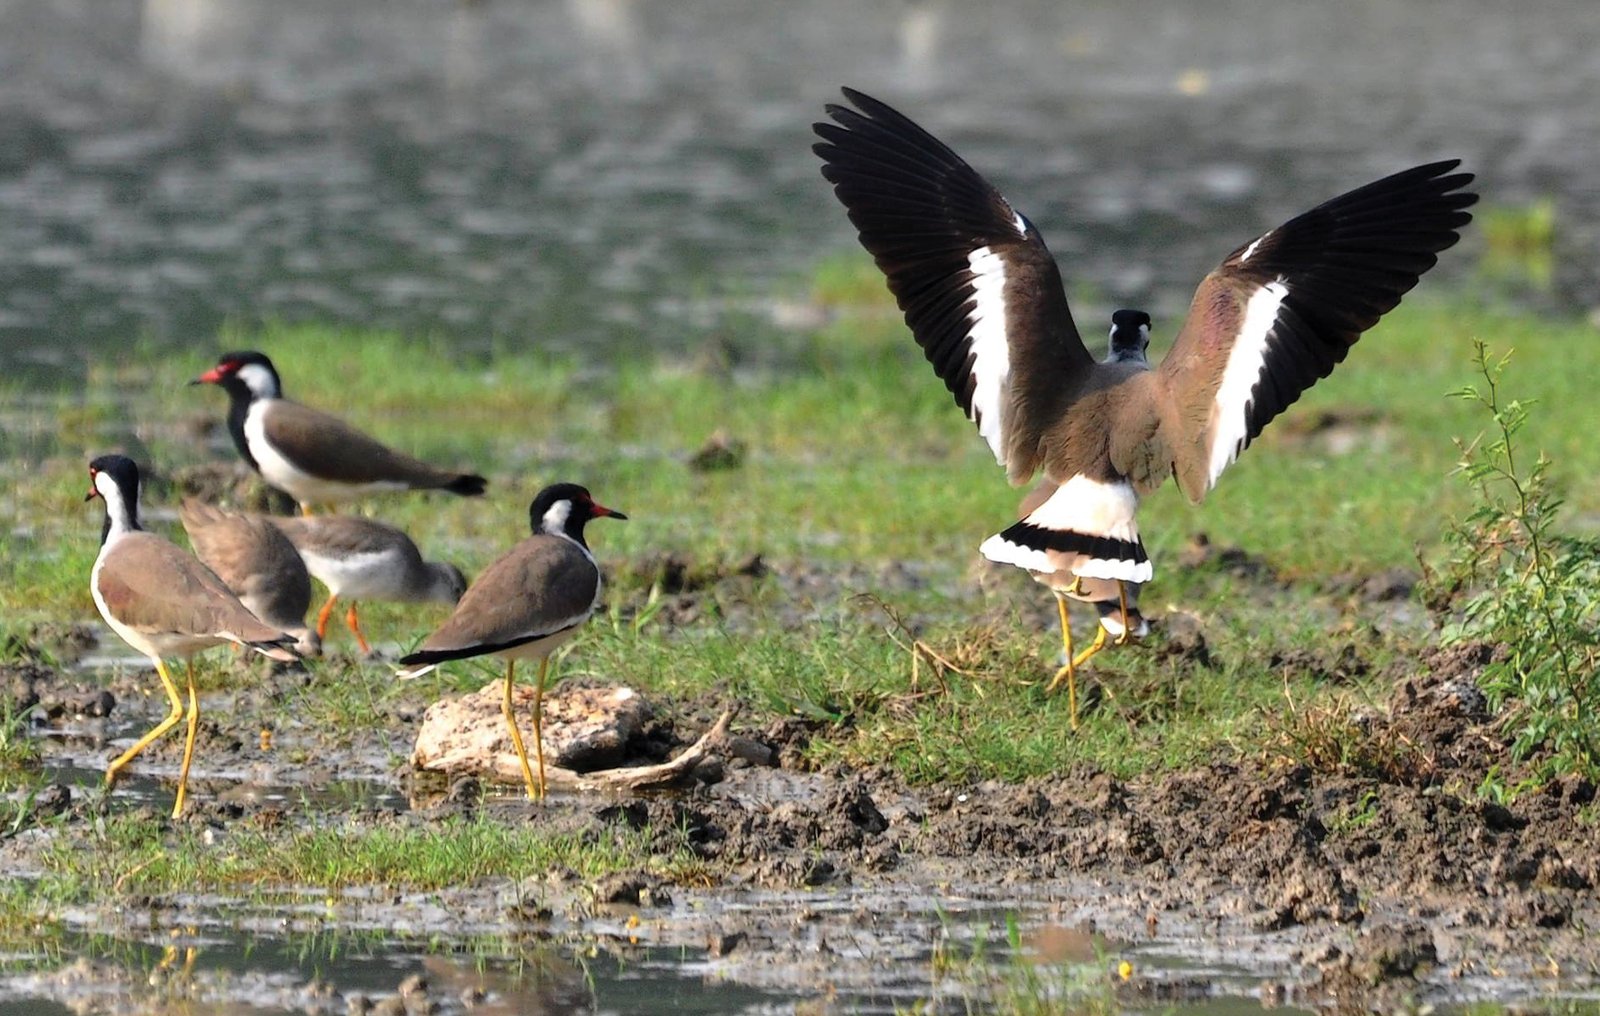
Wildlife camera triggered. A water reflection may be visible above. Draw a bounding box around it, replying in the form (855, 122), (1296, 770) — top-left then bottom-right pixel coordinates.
(1, 0), (1597, 384)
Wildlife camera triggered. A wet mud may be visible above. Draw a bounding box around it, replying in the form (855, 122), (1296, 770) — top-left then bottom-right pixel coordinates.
(3, 553), (1596, 1013)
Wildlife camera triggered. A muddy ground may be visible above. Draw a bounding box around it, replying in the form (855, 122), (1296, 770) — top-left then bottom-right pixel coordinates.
(2, 552), (1597, 1014)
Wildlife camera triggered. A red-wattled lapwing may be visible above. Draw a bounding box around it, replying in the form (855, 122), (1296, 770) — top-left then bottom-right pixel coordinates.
(179, 498), (322, 657)
(1017, 478), (1149, 716)
(814, 88), (1475, 726)
(87, 456), (298, 817)
(191, 351), (488, 515)
(265, 515), (467, 656)
(398, 483), (625, 800)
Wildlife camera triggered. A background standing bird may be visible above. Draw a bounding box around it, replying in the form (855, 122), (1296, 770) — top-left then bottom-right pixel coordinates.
(814, 87), (1475, 725)
(191, 350), (488, 514)
(87, 456), (298, 817)
(398, 483), (626, 799)
(267, 514), (467, 656)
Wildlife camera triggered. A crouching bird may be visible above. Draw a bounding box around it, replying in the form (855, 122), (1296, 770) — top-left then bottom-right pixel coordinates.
(399, 483), (626, 799)
(87, 456), (298, 817)
(179, 498), (322, 658)
(814, 87), (1475, 726)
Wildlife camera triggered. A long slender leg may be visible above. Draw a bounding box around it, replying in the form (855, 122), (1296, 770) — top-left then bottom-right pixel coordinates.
(315, 594), (339, 641)
(1044, 592), (1082, 731)
(106, 659), (185, 785)
(500, 659), (538, 800)
(532, 658), (549, 799)
(344, 601), (373, 655)
(173, 661), (200, 818)
(1071, 627), (1111, 669)
(1114, 581), (1131, 646)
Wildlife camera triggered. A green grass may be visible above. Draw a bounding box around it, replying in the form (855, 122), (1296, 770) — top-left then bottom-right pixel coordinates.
(19, 808), (702, 908)
(3, 259), (1598, 787)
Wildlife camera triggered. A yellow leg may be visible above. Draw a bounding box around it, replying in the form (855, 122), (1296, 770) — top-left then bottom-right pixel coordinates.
(344, 601), (373, 655)
(106, 659), (185, 786)
(1044, 593), (1081, 731)
(299, 502), (316, 517)
(315, 594), (338, 641)
(501, 660), (539, 800)
(532, 658), (549, 799)
(1043, 593), (1080, 713)
(173, 662), (200, 818)
(1072, 627), (1111, 669)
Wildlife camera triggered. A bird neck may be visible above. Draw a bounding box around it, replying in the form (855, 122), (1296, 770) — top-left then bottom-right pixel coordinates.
(226, 392), (262, 471)
(537, 500), (590, 548)
(98, 485), (142, 547)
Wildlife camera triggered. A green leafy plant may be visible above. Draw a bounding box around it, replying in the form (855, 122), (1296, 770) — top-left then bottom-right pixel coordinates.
(1435, 342), (1600, 780)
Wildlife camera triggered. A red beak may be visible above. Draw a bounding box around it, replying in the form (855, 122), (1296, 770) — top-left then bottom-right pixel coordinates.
(85, 471), (100, 502)
(191, 366), (226, 385)
(591, 502), (628, 521)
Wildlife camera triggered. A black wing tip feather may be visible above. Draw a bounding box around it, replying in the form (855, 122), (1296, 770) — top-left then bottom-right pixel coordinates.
(399, 634), (534, 666)
(444, 473), (488, 497)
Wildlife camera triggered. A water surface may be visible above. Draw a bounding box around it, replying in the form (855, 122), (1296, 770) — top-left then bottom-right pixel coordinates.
(1, 0), (1596, 384)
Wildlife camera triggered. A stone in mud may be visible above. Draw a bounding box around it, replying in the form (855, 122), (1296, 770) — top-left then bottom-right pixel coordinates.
(1154, 610), (1211, 667)
(396, 974), (427, 999)
(40, 687), (116, 719)
(725, 735), (778, 768)
(1347, 922), (1437, 983)
(1359, 568), (1417, 602)
(32, 783), (71, 818)
(708, 930), (747, 957)
(591, 871), (672, 907)
(411, 683), (652, 776)
(370, 996), (406, 1016)
(0, 668), (42, 715)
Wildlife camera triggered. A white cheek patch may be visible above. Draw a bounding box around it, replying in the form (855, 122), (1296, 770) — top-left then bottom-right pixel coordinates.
(541, 499), (573, 534)
(236, 362), (280, 399)
(95, 472), (135, 535)
(1207, 279), (1288, 486)
(965, 246), (1012, 464)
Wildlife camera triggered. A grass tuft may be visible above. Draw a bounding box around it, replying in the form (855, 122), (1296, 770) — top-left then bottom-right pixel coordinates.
(1431, 343), (1600, 784)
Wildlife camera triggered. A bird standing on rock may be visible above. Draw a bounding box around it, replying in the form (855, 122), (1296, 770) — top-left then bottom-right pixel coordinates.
(399, 483), (627, 800)
(191, 350), (487, 515)
(87, 455), (298, 817)
(814, 87), (1475, 725)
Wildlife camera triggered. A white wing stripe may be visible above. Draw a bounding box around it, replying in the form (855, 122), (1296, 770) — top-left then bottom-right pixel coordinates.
(1207, 280), (1288, 485)
(1237, 230), (1271, 264)
(965, 246), (1012, 465)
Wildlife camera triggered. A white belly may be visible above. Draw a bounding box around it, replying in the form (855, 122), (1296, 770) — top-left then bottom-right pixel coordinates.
(245, 404), (407, 506)
(298, 547), (411, 600)
(499, 626), (579, 663)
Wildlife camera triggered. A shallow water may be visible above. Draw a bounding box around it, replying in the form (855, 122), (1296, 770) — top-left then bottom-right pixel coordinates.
(3, 0), (1598, 385)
